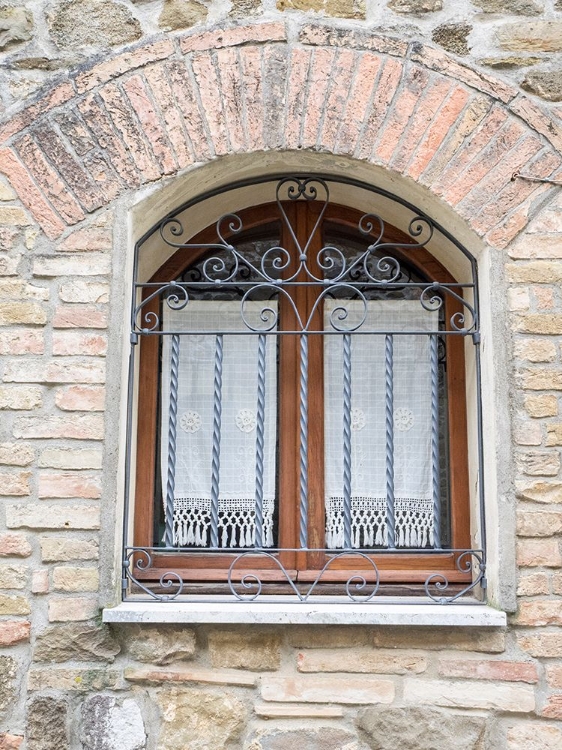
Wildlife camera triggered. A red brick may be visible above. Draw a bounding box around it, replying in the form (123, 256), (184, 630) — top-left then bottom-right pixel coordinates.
(77, 94), (140, 188)
(299, 23), (407, 56)
(438, 658), (538, 683)
(215, 47), (246, 152)
(166, 61), (211, 162)
(356, 58), (403, 160)
(55, 385), (105, 411)
(510, 95), (562, 154)
(319, 49), (356, 153)
(285, 48), (312, 151)
(0, 620), (30, 646)
(99, 83), (160, 183)
(0, 534), (32, 558)
(52, 331), (107, 357)
(191, 51), (229, 156)
(0, 81), (75, 142)
(334, 52), (381, 155)
(0, 330), (44, 355)
(32, 123), (103, 213)
(54, 110), (96, 156)
(13, 414), (104, 440)
(410, 43), (517, 104)
(301, 48), (336, 149)
(14, 134), (84, 225)
(123, 74), (177, 175)
(444, 119), (528, 206)
(377, 67), (430, 164)
(38, 472), (101, 500)
(75, 39), (175, 93)
(0, 149), (65, 240)
(53, 305), (108, 329)
(144, 65), (193, 169)
(262, 45), (289, 151)
(179, 21), (286, 54)
(408, 85), (470, 180)
(392, 76), (453, 173)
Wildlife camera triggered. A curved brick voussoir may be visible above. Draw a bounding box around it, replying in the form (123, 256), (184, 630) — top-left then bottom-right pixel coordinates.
(0, 20), (560, 247)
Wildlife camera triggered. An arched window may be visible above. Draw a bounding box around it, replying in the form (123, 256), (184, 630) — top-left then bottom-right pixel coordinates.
(124, 176), (484, 603)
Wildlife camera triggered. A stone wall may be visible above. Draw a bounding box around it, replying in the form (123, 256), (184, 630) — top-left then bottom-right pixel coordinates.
(1, 3), (562, 750)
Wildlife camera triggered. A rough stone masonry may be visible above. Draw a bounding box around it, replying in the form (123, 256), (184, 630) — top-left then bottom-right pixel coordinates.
(1, 1), (562, 749)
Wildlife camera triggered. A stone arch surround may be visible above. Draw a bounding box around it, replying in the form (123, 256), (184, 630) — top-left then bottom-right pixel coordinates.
(0, 20), (561, 249)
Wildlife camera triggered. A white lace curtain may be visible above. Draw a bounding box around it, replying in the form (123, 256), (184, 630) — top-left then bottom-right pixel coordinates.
(161, 298), (438, 549)
(324, 299), (438, 548)
(161, 301), (277, 547)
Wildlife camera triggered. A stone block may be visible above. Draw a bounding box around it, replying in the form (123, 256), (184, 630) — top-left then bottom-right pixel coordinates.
(0, 329), (44, 355)
(250, 727), (365, 750)
(403, 678), (535, 712)
(516, 314), (562, 334)
(297, 648), (426, 674)
(49, 0), (141, 50)
(52, 332), (107, 357)
(5, 360), (105, 385)
(516, 480), (562, 503)
(0, 302), (45, 326)
(7, 504), (100, 530)
(525, 395), (558, 418)
(0, 385), (42, 410)
(159, 0), (207, 31)
(53, 305), (107, 329)
(40, 537), (99, 562)
(0, 656), (17, 713)
(0, 620), (30, 646)
(121, 624), (196, 665)
(517, 509), (562, 536)
(546, 424), (562, 446)
(498, 21), (562, 52)
(517, 572), (549, 596)
(507, 723), (562, 750)
(124, 666), (255, 687)
(0, 533), (31, 557)
(517, 538), (562, 566)
(57, 226), (112, 253)
(26, 696), (68, 750)
(28, 667), (120, 691)
(208, 629), (280, 671)
(432, 23), (471, 56)
(13, 414), (104, 440)
(0, 471), (30, 496)
(48, 596), (98, 621)
(0, 7), (33, 50)
(518, 632), (562, 657)
(39, 448), (102, 470)
(288, 626), (370, 648)
(546, 664), (562, 688)
(277, 0), (365, 18)
(514, 338), (557, 362)
(34, 623), (120, 663)
(372, 627), (506, 653)
(0, 734), (23, 749)
(155, 687), (248, 750)
(261, 675), (394, 704)
(357, 706), (488, 750)
(516, 600), (562, 626)
(0, 443), (34, 467)
(59, 280), (109, 304)
(52, 566), (99, 592)
(0, 565), (27, 589)
(0, 594), (29, 615)
(80, 696), (146, 750)
(388, 0), (442, 14)
(516, 450), (560, 476)
(31, 569), (49, 594)
(541, 694), (562, 719)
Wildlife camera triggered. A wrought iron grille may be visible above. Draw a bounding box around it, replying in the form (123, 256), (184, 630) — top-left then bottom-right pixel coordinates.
(122, 175), (486, 605)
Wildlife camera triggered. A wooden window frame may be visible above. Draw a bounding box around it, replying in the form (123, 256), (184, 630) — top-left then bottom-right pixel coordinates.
(132, 201), (472, 589)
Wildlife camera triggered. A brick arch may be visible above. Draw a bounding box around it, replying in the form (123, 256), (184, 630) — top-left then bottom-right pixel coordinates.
(0, 21), (561, 249)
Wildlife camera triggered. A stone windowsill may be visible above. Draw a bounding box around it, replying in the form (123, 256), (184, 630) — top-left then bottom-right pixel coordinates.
(103, 600), (506, 627)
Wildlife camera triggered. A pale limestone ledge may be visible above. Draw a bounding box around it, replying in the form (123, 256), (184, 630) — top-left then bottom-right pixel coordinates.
(103, 600), (506, 627)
